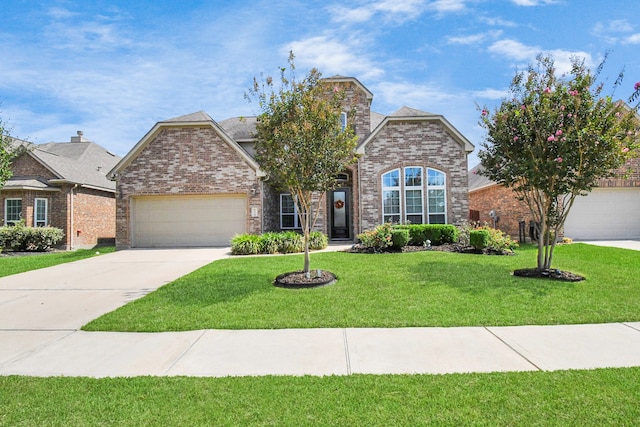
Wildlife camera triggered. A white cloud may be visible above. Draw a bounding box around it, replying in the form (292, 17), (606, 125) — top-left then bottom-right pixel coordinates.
(426, 0), (468, 13)
(472, 88), (508, 100)
(479, 16), (517, 27)
(329, 0), (470, 24)
(447, 30), (502, 45)
(624, 34), (640, 44)
(284, 36), (384, 80)
(592, 19), (635, 44)
(510, 0), (558, 6)
(488, 39), (593, 74)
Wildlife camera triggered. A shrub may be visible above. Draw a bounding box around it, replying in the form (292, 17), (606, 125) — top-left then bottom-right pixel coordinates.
(259, 232), (280, 254)
(231, 234), (262, 255)
(308, 231), (328, 250)
(394, 224), (459, 246)
(483, 226), (519, 252)
(277, 231), (304, 254)
(357, 223), (393, 252)
(390, 228), (410, 249)
(470, 229), (490, 250)
(0, 222), (64, 251)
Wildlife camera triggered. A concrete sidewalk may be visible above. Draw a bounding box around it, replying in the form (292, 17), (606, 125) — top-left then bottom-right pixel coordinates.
(2, 323), (640, 377)
(2, 244), (640, 378)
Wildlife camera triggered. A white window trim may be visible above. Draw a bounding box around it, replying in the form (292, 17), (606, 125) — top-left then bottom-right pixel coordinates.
(34, 198), (48, 227)
(280, 193), (301, 229)
(340, 112), (348, 131)
(4, 198), (22, 225)
(426, 168), (447, 224)
(381, 168), (401, 224)
(403, 166), (424, 224)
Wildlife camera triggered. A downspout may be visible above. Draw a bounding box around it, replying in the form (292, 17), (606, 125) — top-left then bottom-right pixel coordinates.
(70, 184), (78, 250)
(357, 159), (363, 236)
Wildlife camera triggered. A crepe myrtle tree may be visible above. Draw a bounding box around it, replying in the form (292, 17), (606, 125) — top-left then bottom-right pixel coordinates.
(247, 52), (359, 275)
(479, 55), (639, 272)
(0, 117), (16, 188)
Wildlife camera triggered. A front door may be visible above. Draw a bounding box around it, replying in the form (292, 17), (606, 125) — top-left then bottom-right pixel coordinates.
(330, 188), (350, 239)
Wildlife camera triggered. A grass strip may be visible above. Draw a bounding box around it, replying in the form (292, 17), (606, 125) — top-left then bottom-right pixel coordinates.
(0, 247), (115, 278)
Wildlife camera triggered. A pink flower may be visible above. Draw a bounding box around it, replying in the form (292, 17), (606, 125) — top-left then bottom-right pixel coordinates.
(555, 157), (563, 162)
(481, 109), (489, 116)
(548, 135), (556, 142)
(569, 90), (579, 96)
(567, 113), (573, 118)
(622, 147), (630, 153)
(521, 105), (526, 110)
(544, 87), (551, 93)
(333, 86), (339, 93)
(615, 112), (620, 117)
(635, 82), (640, 91)
(555, 129), (563, 136)
(513, 136), (519, 141)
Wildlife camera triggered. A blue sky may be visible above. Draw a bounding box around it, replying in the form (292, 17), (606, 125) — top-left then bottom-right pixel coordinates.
(1, 0), (639, 167)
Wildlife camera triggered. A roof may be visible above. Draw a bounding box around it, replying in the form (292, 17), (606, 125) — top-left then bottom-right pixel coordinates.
(468, 163), (497, 192)
(109, 111), (263, 179)
(4, 138), (120, 193)
(323, 75), (374, 101)
(2, 177), (59, 191)
(218, 116), (258, 141)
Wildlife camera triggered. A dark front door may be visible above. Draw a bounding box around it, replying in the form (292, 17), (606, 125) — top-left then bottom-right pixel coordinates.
(330, 188), (350, 239)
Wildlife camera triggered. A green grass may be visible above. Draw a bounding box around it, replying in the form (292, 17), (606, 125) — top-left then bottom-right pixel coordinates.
(84, 243), (640, 331)
(1, 368), (639, 426)
(0, 247), (115, 278)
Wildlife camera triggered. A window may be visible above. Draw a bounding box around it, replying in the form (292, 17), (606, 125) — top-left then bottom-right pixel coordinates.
(4, 198), (22, 226)
(34, 198), (48, 227)
(280, 194), (301, 229)
(381, 167), (447, 224)
(340, 112), (347, 132)
(427, 169), (446, 224)
(382, 169), (400, 223)
(404, 167), (423, 224)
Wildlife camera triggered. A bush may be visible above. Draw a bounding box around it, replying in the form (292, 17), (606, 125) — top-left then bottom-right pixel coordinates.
(357, 223), (393, 252)
(390, 228), (410, 249)
(309, 231), (328, 251)
(482, 226), (519, 252)
(231, 234), (262, 255)
(0, 222), (64, 251)
(394, 224), (459, 246)
(470, 229), (490, 250)
(259, 232), (280, 254)
(277, 231), (304, 253)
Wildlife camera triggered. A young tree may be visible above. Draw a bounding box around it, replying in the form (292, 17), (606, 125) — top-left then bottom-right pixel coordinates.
(247, 53), (359, 275)
(479, 55), (639, 272)
(0, 118), (14, 188)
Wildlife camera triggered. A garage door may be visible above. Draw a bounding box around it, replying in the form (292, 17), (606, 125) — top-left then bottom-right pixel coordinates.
(564, 188), (640, 240)
(131, 195), (246, 247)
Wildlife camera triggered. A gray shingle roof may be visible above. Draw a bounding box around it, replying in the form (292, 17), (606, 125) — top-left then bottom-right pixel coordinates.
(390, 106), (435, 117)
(162, 111), (213, 123)
(218, 116), (258, 141)
(8, 139), (121, 192)
(468, 163), (496, 192)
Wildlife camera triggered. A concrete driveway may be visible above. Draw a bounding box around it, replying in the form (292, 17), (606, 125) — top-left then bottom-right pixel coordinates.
(580, 240), (640, 251)
(0, 248), (230, 330)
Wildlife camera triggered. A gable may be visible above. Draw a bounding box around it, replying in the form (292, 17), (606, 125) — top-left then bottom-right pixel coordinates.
(10, 152), (59, 180)
(110, 113), (262, 181)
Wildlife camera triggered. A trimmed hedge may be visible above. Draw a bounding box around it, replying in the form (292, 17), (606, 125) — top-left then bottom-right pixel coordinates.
(0, 223), (64, 252)
(390, 228), (410, 249)
(393, 224), (459, 246)
(231, 231), (329, 255)
(469, 229), (490, 250)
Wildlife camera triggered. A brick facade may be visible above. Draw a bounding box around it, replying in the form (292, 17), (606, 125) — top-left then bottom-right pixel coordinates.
(357, 120), (470, 232)
(114, 126), (262, 248)
(2, 153), (116, 249)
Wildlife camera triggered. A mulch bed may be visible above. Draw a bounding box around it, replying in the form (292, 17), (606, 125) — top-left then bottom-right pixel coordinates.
(274, 270), (337, 289)
(345, 243), (515, 256)
(513, 268), (585, 282)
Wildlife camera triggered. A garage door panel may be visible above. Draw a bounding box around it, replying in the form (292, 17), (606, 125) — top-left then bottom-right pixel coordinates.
(132, 196), (246, 247)
(565, 188), (640, 240)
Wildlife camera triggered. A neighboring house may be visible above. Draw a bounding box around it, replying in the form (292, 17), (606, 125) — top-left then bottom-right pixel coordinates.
(1, 132), (121, 249)
(468, 155), (640, 240)
(109, 76), (474, 249)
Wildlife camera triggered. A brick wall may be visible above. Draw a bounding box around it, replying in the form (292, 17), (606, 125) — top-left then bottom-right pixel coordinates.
(357, 120), (470, 232)
(468, 184), (532, 238)
(72, 187), (116, 248)
(10, 153), (57, 179)
(115, 125), (262, 248)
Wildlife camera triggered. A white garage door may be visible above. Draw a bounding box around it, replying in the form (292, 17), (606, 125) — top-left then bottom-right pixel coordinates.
(132, 195), (246, 247)
(564, 188), (640, 240)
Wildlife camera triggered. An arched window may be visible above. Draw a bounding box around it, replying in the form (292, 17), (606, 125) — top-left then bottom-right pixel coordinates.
(380, 167), (447, 224)
(381, 169), (400, 223)
(427, 168), (446, 224)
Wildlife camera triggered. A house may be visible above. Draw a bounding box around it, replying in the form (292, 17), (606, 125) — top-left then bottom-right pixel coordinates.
(108, 76), (474, 249)
(468, 155), (640, 240)
(1, 132), (121, 249)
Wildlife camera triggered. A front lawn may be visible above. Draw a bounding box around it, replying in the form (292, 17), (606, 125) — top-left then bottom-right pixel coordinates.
(83, 243), (640, 331)
(0, 247), (115, 278)
(1, 368), (639, 426)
